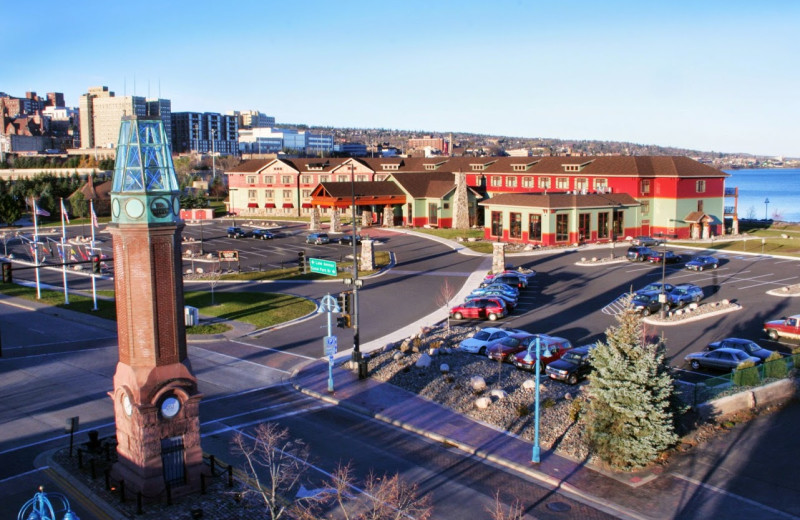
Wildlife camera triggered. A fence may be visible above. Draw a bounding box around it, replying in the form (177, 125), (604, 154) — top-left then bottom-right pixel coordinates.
(679, 353), (799, 407)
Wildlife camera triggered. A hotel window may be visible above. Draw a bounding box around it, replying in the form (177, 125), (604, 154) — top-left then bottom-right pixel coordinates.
(697, 200), (704, 212)
(538, 177), (551, 189)
(594, 178), (608, 191)
(579, 213), (591, 241)
(509, 212), (522, 238)
(337, 175), (348, 182)
(556, 177), (569, 190)
(598, 212), (610, 239)
(491, 176), (503, 187)
(506, 176), (517, 188)
(575, 178), (588, 191)
(319, 175), (329, 183)
(375, 175), (387, 181)
(283, 190), (292, 199)
(247, 189), (257, 199)
(641, 201), (650, 215)
(491, 211), (503, 237)
(522, 176), (534, 188)
(281, 176), (292, 184)
(301, 190), (311, 198)
(301, 175), (311, 184)
(696, 180), (706, 193)
(529, 214), (542, 241)
(265, 190), (274, 199)
(641, 179), (651, 194)
(246, 176), (256, 184)
(556, 214), (569, 242)
(471, 164), (485, 171)
(357, 175), (367, 182)
(263, 175), (274, 184)
(513, 164), (526, 172)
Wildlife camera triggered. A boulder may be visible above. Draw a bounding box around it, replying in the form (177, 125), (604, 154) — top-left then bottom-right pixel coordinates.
(490, 389), (507, 400)
(415, 353), (432, 368)
(440, 363), (450, 374)
(399, 340), (411, 353)
(428, 347), (439, 357)
(474, 397), (491, 409)
(564, 392), (573, 400)
(392, 351), (405, 361)
(522, 379), (536, 390)
(470, 376), (487, 392)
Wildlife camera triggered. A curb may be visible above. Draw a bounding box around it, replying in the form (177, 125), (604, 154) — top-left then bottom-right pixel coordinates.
(642, 303), (742, 326)
(291, 378), (649, 520)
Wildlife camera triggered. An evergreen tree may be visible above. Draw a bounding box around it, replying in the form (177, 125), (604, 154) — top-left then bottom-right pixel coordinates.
(585, 309), (678, 469)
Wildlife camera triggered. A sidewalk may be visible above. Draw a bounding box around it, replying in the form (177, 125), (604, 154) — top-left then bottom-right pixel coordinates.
(292, 359), (700, 520)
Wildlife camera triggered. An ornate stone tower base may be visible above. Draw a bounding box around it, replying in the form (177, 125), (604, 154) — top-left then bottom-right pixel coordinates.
(331, 210), (342, 232)
(309, 207), (321, 231)
(360, 239), (375, 271)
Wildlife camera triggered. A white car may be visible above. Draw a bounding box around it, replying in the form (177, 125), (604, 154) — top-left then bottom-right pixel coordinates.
(458, 327), (524, 355)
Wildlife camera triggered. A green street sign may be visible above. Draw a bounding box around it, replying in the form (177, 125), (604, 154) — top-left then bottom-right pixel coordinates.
(309, 257), (337, 276)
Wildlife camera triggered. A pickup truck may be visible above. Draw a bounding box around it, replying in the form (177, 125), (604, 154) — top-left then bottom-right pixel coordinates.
(763, 315), (800, 340)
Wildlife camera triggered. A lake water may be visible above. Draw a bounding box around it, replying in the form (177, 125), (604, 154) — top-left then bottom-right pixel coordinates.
(724, 168), (800, 223)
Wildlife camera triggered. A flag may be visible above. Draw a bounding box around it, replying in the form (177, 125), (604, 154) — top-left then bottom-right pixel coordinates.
(35, 206), (50, 217)
(60, 199), (70, 224)
(91, 207), (99, 229)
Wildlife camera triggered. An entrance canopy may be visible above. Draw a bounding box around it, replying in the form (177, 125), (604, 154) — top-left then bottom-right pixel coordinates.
(310, 181), (406, 209)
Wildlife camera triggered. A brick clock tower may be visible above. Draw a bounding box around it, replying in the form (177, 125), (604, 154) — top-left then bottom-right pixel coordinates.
(109, 116), (204, 497)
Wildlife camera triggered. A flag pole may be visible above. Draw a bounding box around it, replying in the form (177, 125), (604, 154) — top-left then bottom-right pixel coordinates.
(90, 200), (98, 311)
(60, 198), (69, 305)
(31, 198), (41, 299)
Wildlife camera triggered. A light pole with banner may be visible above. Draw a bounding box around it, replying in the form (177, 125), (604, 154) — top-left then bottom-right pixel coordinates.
(348, 163), (367, 379)
(318, 293), (340, 392)
(522, 336), (551, 463)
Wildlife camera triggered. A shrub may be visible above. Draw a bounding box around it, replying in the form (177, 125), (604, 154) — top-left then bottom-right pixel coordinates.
(733, 360), (761, 387)
(515, 403), (530, 417)
(569, 398), (584, 422)
(762, 351), (788, 380)
(542, 397), (556, 409)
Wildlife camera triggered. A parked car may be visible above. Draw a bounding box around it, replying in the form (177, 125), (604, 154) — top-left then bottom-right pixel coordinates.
(227, 226), (250, 238)
(632, 236), (663, 247)
(685, 255), (718, 271)
(306, 233), (330, 245)
(636, 282), (675, 295)
(706, 338), (776, 362)
(251, 229), (275, 240)
(512, 335), (574, 372)
(648, 250), (682, 264)
(450, 298), (507, 321)
(667, 284), (703, 307)
(486, 333), (534, 362)
(339, 234), (362, 245)
(626, 246), (655, 262)
(684, 348), (760, 371)
(469, 284), (519, 300)
(482, 273), (527, 289)
(485, 269), (536, 284)
(458, 327), (525, 355)
(762, 314), (800, 341)
(466, 290), (517, 309)
(546, 344), (595, 384)
(629, 290), (665, 315)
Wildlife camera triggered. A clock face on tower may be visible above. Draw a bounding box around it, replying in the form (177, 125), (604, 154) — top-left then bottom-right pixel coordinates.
(122, 393), (133, 416)
(160, 396), (181, 418)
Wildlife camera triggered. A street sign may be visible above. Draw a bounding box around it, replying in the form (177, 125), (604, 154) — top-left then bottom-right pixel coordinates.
(218, 250), (239, 262)
(309, 257), (337, 276)
(324, 335), (337, 356)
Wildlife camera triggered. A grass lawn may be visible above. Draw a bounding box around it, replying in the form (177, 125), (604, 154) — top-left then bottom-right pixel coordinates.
(184, 291), (316, 329)
(0, 283), (118, 320)
(218, 250), (392, 281)
(409, 228), (493, 253)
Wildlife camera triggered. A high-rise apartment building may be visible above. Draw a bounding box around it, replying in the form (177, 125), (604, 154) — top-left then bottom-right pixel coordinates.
(229, 110), (276, 128)
(79, 86), (170, 150)
(171, 112), (238, 155)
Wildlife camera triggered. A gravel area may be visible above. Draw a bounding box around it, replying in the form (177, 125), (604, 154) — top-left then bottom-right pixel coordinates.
(369, 325), (592, 461)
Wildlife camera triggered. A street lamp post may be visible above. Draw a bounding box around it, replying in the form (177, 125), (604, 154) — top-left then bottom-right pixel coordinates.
(17, 486), (80, 520)
(348, 164), (367, 379)
(764, 198), (770, 220)
(658, 235), (668, 318)
(523, 336), (551, 463)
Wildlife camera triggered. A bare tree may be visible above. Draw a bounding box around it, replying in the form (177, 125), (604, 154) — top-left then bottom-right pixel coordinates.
(487, 491), (524, 520)
(231, 423), (312, 520)
(207, 262), (222, 306)
(358, 471), (433, 520)
(435, 278), (457, 330)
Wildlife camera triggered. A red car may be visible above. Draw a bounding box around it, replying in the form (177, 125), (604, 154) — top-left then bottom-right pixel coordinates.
(450, 298), (507, 321)
(512, 335), (574, 372)
(486, 332), (534, 362)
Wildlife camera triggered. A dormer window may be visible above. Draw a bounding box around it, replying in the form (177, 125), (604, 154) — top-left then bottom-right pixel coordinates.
(382, 164), (399, 170)
(564, 164), (580, 172)
(513, 165), (526, 172)
(425, 164), (436, 170)
(470, 164), (485, 171)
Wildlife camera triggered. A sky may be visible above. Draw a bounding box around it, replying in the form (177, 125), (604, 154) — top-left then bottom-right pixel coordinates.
(3, 0), (799, 157)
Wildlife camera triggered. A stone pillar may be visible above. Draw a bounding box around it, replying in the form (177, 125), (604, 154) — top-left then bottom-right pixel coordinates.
(702, 221), (710, 239)
(331, 209), (342, 233)
(383, 205), (393, 227)
(309, 207), (321, 231)
(360, 239), (375, 271)
(452, 171), (470, 229)
(362, 210), (372, 228)
(731, 217), (739, 235)
(691, 224), (700, 239)
(492, 242), (506, 274)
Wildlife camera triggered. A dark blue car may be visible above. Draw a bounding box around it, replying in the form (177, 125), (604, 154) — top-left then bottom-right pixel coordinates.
(685, 255), (718, 271)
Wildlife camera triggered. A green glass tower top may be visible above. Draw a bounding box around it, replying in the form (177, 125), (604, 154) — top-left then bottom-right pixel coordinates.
(111, 116), (182, 225)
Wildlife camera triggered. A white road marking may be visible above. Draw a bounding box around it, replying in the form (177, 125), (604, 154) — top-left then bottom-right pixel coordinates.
(228, 339), (317, 361)
(738, 276), (799, 289)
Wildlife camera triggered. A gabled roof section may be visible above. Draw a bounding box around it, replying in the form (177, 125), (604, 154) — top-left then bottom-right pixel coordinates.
(479, 192), (640, 209)
(226, 159), (273, 173)
(314, 181), (405, 198)
(389, 172), (456, 198)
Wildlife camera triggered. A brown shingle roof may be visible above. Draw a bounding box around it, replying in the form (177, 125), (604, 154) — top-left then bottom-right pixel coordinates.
(226, 159), (274, 173)
(317, 181), (405, 198)
(390, 172), (455, 198)
(479, 192), (640, 209)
